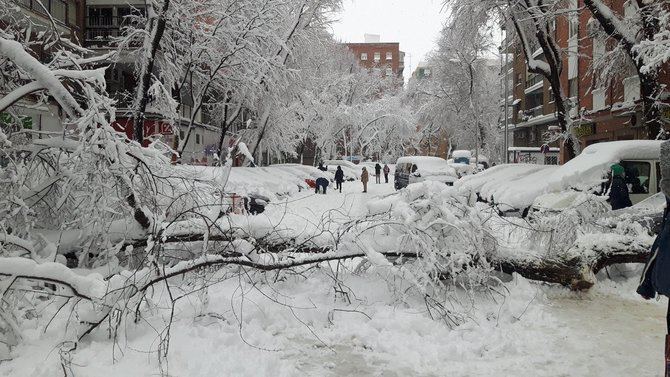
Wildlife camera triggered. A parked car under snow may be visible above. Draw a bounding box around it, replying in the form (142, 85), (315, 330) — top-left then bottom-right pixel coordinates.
(394, 156), (458, 190)
(456, 140), (664, 216)
(323, 159), (359, 181)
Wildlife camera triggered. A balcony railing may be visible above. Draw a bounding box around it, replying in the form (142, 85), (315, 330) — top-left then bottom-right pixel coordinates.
(522, 105), (544, 119)
(84, 15), (142, 46)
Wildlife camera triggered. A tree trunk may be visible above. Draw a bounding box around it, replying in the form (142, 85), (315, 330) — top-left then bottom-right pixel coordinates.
(120, 228), (653, 291)
(132, 0), (170, 144)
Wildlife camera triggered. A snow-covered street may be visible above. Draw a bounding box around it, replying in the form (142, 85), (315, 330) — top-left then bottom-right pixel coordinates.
(2, 0), (670, 374)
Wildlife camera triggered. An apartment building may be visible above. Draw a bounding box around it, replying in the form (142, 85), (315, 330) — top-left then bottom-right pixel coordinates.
(344, 34), (405, 79)
(83, 0), (235, 162)
(1, 1), (235, 163)
(501, 0), (670, 163)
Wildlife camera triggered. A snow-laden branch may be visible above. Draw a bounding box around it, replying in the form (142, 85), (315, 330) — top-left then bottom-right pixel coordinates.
(0, 37), (82, 118)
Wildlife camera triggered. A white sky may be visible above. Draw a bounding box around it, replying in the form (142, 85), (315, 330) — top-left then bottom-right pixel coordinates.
(330, 0), (448, 81)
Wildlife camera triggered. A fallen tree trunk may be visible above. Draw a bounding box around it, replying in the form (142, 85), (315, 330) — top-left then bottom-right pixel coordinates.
(491, 238), (651, 291)
(122, 230), (652, 291)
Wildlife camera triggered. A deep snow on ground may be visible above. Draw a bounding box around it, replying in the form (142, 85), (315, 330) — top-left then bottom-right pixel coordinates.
(1, 178), (667, 377)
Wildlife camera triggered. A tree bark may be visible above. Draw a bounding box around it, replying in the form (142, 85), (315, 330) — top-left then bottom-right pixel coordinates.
(132, 0), (171, 144)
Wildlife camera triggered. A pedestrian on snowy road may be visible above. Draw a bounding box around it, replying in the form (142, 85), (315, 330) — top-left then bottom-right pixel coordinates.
(638, 140), (670, 375)
(383, 164), (390, 183)
(375, 163), (382, 184)
(361, 167), (369, 193)
(315, 177), (329, 194)
(607, 163), (632, 210)
(335, 166), (344, 193)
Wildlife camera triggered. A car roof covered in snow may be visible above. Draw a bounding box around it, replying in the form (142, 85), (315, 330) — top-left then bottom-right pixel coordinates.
(396, 156), (457, 176)
(456, 140), (663, 209)
(396, 156), (448, 165)
(451, 150), (472, 159)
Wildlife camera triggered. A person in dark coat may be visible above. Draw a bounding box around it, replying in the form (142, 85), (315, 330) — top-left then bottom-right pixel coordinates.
(383, 164), (390, 183)
(374, 163), (382, 184)
(315, 177), (329, 194)
(638, 141), (670, 374)
(608, 163), (632, 210)
(334, 166), (344, 193)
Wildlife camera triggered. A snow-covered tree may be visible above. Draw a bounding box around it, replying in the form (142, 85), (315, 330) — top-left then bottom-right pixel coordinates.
(584, 0), (670, 138)
(407, 5), (501, 160)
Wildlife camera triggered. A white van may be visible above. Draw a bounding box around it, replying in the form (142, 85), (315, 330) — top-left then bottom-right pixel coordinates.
(394, 156), (458, 190)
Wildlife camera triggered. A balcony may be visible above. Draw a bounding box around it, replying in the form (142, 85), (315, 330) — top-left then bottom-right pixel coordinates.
(85, 6), (144, 47)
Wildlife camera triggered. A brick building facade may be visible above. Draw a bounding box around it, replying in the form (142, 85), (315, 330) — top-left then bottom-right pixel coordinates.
(344, 41), (405, 79)
(502, 0), (670, 161)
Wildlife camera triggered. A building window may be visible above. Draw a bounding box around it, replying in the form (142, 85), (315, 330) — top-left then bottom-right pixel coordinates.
(179, 130), (185, 140)
(623, 76), (641, 103)
(592, 88), (606, 110)
(88, 7), (113, 26)
(385, 67), (393, 76)
(195, 133), (201, 145)
(67, 0), (76, 25)
(568, 78), (578, 99)
(374, 52), (381, 62)
(386, 51), (392, 60)
(360, 53), (367, 61)
(51, 0), (67, 23)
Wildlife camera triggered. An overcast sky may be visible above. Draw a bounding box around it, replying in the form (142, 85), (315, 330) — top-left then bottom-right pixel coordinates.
(330, 0), (448, 81)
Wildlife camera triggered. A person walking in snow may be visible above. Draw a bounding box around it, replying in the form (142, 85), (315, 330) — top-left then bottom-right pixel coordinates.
(334, 166), (344, 193)
(638, 141), (670, 375)
(360, 167), (369, 193)
(383, 164), (390, 183)
(374, 163), (382, 184)
(607, 163), (633, 210)
(315, 177), (329, 194)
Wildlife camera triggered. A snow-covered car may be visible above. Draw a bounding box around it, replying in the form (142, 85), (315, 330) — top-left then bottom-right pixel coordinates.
(323, 159), (360, 180)
(272, 163), (332, 181)
(456, 140), (664, 216)
(394, 156), (458, 190)
(448, 150), (477, 177)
